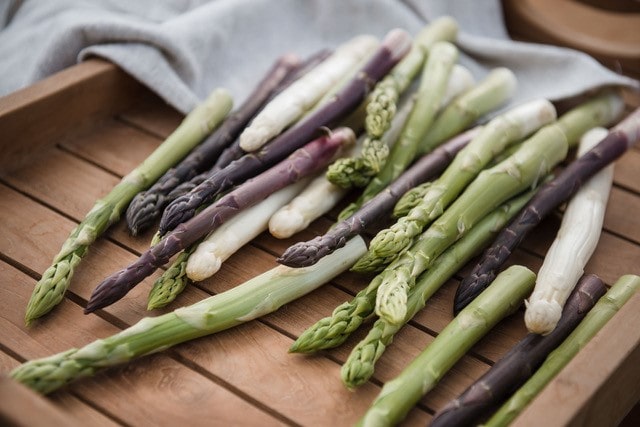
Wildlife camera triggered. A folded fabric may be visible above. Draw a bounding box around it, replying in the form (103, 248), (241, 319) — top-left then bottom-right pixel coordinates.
(0, 0), (637, 114)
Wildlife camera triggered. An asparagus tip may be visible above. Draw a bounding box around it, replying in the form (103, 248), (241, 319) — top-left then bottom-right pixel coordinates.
(524, 299), (562, 335)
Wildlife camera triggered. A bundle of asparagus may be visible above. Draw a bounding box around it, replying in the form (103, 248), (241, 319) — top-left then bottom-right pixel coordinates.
(158, 29), (412, 236)
(14, 15), (639, 427)
(85, 128), (356, 313)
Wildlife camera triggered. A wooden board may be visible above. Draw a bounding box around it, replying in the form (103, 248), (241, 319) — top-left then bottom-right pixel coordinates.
(0, 53), (639, 427)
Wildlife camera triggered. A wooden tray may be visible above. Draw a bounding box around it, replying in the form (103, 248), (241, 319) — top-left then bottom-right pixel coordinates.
(0, 57), (639, 426)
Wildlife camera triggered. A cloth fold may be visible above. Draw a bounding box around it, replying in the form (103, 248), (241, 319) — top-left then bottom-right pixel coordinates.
(0, 0), (637, 114)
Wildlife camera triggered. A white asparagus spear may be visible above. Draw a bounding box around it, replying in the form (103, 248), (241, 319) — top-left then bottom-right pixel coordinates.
(239, 35), (379, 152)
(185, 178), (311, 281)
(269, 173), (347, 239)
(525, 127), (614, 335)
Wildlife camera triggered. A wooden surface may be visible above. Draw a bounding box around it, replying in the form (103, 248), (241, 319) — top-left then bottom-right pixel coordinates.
(0, 53), (639, 427)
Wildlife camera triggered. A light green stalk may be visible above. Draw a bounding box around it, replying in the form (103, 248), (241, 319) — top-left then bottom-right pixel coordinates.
(11, 237), (367, 394)
(365, 16), (458, 137)
(368, 99), (556, 260)
(146, 246), (196, 310)
(352, 91), (625, 277)
(346, 41), (458, 217)
(485, 274), (640, 427)
(24, 89), (233, 325)
(356, 265), (536, 426)
(418, 67), (517, 155)
(341, 188), (535, 388)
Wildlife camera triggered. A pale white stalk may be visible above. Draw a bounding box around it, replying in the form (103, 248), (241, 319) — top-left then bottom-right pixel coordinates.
(525, 127), (613, 335)
(239, 35), (379, 151)
(440, 65), (475, 108)
(269, 174), (347, 239)
(186, 179), (311, 281)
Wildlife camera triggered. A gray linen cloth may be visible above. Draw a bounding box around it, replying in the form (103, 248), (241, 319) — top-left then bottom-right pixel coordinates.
(0, 0), (637, 114)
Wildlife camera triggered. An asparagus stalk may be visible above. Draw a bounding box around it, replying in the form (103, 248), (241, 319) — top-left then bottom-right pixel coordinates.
(348, 41), (458, 208)
(125, 55), (299, 235)
(525, 128), (613, 335)
(85, 128), (355, 313)
(356, 265), (536, 426)
(430, 274), (607, 427)
(268, 174), (345, 239)
(186, 179), (309, 281)
(23, 89), (233, 325)
(339, 188), (536, 386)
(366, 99), (557, 261)
(454, 99), (633, 315)
(10, 237), (368, 395)
(353, 92), (625, 277)
(158, 29), (412, 235)
(418, 67), (518, 155)
(364, 64), (473, 175)
(238, 35), (378, 152)
(277, 127), (477, 269)
(485, 274), (640, 427)
(365, 16), (458, 138)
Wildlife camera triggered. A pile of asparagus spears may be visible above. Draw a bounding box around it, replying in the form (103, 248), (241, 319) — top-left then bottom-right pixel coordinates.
(11, 16), (640, 426)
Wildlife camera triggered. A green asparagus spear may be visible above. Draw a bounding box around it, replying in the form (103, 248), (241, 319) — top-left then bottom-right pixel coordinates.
(368, 99), (556, 260)
(392, 181), (432, 218)
(340, 189), (536, 388)
(418, 67), (517, 155)
(10, 237), (368, 395)
(24, 89), (233, 325)
(485, 274), (640, 427)
(355, 265), (536, 426)
(365, 16), (458, 138)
